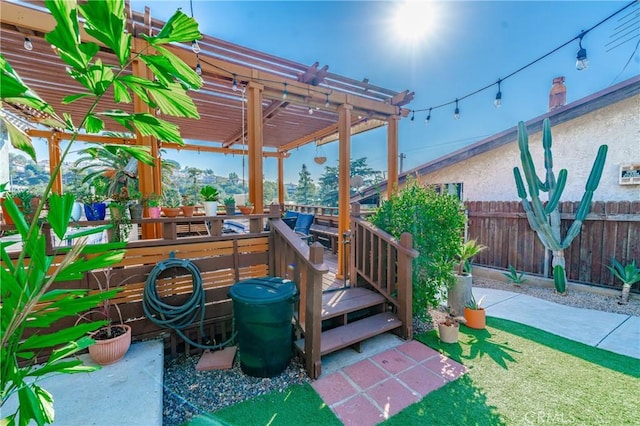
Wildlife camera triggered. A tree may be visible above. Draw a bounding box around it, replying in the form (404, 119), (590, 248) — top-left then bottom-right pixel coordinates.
(295, 163), (317, 205)
(318, 157), (381, 206)
(263, 180), (279, 204)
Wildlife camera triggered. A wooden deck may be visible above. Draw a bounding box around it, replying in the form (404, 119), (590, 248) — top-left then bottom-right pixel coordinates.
(321, 250), (347, 292)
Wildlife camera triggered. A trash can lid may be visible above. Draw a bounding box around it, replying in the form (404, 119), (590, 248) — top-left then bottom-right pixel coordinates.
(229, 277), (297, 304)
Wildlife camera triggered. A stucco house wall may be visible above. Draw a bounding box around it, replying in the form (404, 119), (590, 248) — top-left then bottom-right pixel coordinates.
(419, 94), (639, 202)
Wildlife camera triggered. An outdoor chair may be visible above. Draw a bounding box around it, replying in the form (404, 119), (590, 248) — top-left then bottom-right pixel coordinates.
(283, 210), (299, 230)
(293, 213), (314, 244)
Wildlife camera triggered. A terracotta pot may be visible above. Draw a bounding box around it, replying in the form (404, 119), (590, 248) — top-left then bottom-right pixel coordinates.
(1, 197), (15, 225)
(162, 207), (181, 217)
(181, 205), (195, 217)
(438, 322), (459, 344)
(88, 324), (132, 365)
(238, 205), (254, 215)
(464, 307), (486, 329)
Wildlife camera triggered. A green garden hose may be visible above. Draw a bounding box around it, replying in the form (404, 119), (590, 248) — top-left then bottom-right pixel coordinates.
(143, 253), (235, 350)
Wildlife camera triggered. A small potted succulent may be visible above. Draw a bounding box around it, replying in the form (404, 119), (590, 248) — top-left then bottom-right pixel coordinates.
(438, 309), (466, 344)
(200, 185), (219, 216)
(142, 192), (162, 218)
(161, 189), (182, 217)
(181, 194), (197, 217)
(238, 201), (254, 215)
(223, 196), (236, 215)
(463, 294), (486, 329)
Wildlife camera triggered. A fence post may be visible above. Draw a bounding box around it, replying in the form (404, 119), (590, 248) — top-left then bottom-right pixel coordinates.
(305, 242), (324, 379)
(397, 232), (413, 340)
(349, 203), (361, 286)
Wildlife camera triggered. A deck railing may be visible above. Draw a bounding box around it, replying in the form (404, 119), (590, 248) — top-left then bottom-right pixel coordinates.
(349, 203), (418, 340)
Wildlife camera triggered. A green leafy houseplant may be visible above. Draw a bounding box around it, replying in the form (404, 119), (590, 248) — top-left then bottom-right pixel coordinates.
(200, 185), (220, 202)
(457, 239), (487, 275)
(606, 259), (640, 305)
(0, 1), (202, 424)
(369, 179), (466, 319)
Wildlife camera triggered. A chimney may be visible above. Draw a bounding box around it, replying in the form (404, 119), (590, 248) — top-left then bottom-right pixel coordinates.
(549, 76), (566, 111)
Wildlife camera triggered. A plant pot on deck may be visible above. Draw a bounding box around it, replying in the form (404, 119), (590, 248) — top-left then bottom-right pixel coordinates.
(438, 321), (459, 344)
(181, 205), (195, 217)
(447, 274), (473, 317)
(203, 201), (218, 216)
(463, 307), (486, 329)
(238, 205), (254, 215)
(88, 324), (132, 365)
(162, 207), (181, 218)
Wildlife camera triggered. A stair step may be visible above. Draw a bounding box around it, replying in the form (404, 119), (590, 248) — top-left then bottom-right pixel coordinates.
(321, 288), (386, 320)
(295, 312), (401, 356)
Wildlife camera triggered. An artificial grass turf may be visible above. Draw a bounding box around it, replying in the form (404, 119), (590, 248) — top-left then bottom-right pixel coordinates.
(384, 317), (639, 425)
(189, 317), (639, 425)
(189, 382), (341, 426)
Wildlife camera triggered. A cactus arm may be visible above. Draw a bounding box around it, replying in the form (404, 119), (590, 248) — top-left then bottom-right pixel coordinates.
(541, 119), (554, 192)
(545, 169), (567, 214)
(517, 122), (543, 197)
(513, 167), (528, 198)
(586, 145), (608, 191)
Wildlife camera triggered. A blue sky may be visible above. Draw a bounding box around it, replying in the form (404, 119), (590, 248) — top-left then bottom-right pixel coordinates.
(31, 1), (640, 183)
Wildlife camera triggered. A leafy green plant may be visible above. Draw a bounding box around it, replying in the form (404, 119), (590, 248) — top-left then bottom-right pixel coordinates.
(457, 239), (487, 275)
(142, 192), (162, 208)
(465, 294), (486, 310)
(513, 119), (607, 293)
(0, 1), (201, 423)
(369, 179), (466, 319)
(200, 185), (220, 202)
(503, 265), (527, 285)
(606, 259), (640, 304)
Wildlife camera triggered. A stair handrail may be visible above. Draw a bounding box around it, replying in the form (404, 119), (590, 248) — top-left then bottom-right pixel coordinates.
(350, 203), (418, 340)
(267, 204), (328, 379)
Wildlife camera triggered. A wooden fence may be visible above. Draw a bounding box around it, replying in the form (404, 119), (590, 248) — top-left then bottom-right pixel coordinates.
(467, 201), (640, 289)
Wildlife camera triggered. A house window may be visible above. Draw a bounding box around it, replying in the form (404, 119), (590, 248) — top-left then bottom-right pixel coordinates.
(433, 183), (463, 200)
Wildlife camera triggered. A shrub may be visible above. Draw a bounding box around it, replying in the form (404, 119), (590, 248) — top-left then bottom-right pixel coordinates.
(369, 179), (466, 319)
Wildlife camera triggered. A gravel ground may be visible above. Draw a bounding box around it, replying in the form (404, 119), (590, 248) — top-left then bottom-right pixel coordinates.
(163, 278), (639, 425)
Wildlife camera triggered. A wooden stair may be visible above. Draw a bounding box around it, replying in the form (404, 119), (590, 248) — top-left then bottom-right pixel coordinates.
(294, 287), (402, 357)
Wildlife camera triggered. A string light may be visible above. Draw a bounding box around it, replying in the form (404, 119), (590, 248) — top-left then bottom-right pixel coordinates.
(308, 106), (314, 115)
(325, 93), (330, 107)
(282, 82), (288, 100)
(232, 74), (238, 91)
(576, 31), (589, 70)
(195, 61), (202, 76)
(425, 108), (431, 126)
(494, 79), (502, 108)
(454, 99), (460, 120)
(191, 40), (200, 54)
(410, 110), (415, 122)
(409, 1), (634, 124)
(23, 37), (33, 51)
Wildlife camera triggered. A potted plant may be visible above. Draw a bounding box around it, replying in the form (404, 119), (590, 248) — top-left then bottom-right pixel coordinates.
(200, 185), (220, 216)
(180, 194), (197, 217)
(463, 294), (486, 329)
(448, 239), (487, 318)
(162, 189), (182, 217)
(82, 184), (108, 221)
(1, 189), (36, 225)
(143, 192), (162, 218)
(224, 196), (236, 215)
(438, 309), (466, 344)
(238, 201), (254, 215)
(607, 258), (640, 305)
(127, 189), (144, 220)
(76, 268), (134, 365)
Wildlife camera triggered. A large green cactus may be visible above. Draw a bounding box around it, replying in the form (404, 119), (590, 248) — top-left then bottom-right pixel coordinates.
(513, 119), (608, 293)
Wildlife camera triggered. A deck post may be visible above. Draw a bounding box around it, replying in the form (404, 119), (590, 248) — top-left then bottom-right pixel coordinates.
(397, 232), (413, 340)
(305, 242), (324, 379)
(349, 202), (361, 286)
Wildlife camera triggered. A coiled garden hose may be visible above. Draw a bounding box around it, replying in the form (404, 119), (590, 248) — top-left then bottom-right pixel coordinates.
(143, 254), (235, 350)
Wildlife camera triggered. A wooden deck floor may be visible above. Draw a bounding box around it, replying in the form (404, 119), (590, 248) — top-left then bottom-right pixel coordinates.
(321, 250), (348, 292)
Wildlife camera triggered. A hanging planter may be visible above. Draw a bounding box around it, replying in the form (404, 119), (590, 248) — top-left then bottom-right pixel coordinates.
(314, 143), (327, 165)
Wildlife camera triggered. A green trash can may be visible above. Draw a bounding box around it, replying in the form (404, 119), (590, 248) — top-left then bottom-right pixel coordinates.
(229, 277), (297, 377)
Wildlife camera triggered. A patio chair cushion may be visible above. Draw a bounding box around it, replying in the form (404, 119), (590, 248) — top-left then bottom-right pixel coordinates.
(293, 213), (314, 243)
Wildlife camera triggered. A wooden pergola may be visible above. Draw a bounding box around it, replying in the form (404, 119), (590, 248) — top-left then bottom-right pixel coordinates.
(1, 0), (413, 276)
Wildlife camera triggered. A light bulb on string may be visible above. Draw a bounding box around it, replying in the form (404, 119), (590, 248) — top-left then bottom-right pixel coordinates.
(454, 99), (460, 120)
(576, 31), (589, 71)
(494, 80), (502, 108)
(410, 110), (415, 122)
(325, 94), (330, 107)
(24, 37), (33, 51)
(232, 74), (238, 91)
(282, 82), (288, 100)
(191, 40), (200, 54)
(425, 108), (432, 126)
(195, 62), (202, 76)
(308, 106), (314, 115)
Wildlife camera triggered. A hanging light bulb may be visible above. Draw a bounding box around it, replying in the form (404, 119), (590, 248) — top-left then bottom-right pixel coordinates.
(454, 99), (460, 120)
(494, 80), (502, 108)
(576, 31), (589, 71)
(325, 93), (330, 107)
(23, 37), (33, 51)
(191, 40), (201, 54)
(425, 108), (432, 126)
(195, 62), (202, 76)
(308, 106), (314, 115)
(155, 107), (161, 116)
(282, 82), (288, 100)
(232, 74), (238, 91)
(410, 110), (415, 122)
